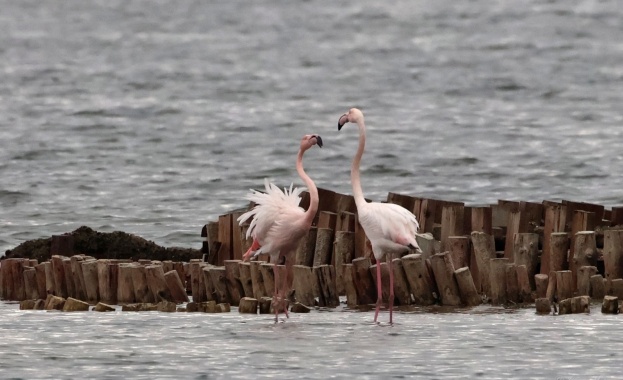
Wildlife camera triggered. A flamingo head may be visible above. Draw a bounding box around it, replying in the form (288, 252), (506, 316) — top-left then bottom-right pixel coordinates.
(337, 108), (364, 130)
(301, 134), (323, 151)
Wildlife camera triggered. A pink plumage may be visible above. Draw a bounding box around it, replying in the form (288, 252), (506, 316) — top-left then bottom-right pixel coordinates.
(338, 108), (421, 324)
(237, 134), (322, 321)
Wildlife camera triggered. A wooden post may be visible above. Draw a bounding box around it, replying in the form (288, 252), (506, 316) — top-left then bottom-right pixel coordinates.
(202, 266), (215, 301)
(336, 211), (356, 233)
(34, 263), (47, 300)
(217, 213), (233, 265)
(391, 258), (411, 305)
(249, 261), (266, 300)
(62, 258), (76, 299)
(489, 258), (510, 305)
(541, 202), (567, 274)
(602, 295), (619, 314)
(513, 233), (539, 289)
(295, 227), (317, 266)
(471, 232), (495, 296)
(577, 266), (598, 296)
(314, 265), (339, 308)
(189, 260), (207, 303)
(555, 270), (573, 301)
(224, 260), (244, 305)
(471, 206), (493, 235)
(504, 211), (523, 259)
(573, 231), (598, 270)
(603, 229), (623, 281)
(430, 252), (461, 306)
(23, 268), (39, 300)
(535, 298), (551, 314)
(611, 207), (623, 227)
(98, 260), (114, 305)
(51, 255), (68, 299)
(401, 253), (436, 305)
(535, 274), (548, 299)
(549, 232), (569, 274)
(334, 231), (355, 296)
(117, 263), (136, 305)
(505, 264), (519, 303)
(62, 297), (90, 312)
(238, 262), (254, 299)
(342, 264), (358, 307)
(447, 236), (470, 270)
(205, 221), (220, 264)
(131, 264), (154, 303)
(516, 265), (533, 302)
(415, 233), (436, 260)
(259, 263), (275, 297)
(454, 267), (481, 306)
(208, 267), (229, 304)
(81, 260), (99, 304)
(69, 256), (86, 301)
(238, 297), (258, 314)
(570, 211), (596, 281)
(292, 265), (316, 307)
(351, 257), (376, 305)
(313, 228), (334, 267)
(440, 205), (464, 251)
(163, 270), (189, 304)
(545, 271), (557, 302)
(590, 274), (606, 300)
(145, 264), (173, 302)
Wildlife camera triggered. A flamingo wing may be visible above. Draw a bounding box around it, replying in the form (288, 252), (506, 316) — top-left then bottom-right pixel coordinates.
(359, 202), (419, 247)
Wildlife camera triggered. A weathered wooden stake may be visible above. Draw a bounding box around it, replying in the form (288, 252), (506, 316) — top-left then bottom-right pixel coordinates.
(238, 297), (258, 314)
(577, 266), (598, 296)
(601, 295), (618, 314)
(516, 265), (533, 303)
(391, 258), (412, 305)
(447, 236), (470, 270)
(23, 268), (39, 300)
(295, 227), (317, 266)
(69, 256), (86, 301)
(471, 232), (495, 296)
(292, 265), (316, 307)
(505, 264), (519, 303)
(259, 263), (275, 298)
(51, 255), (68, 299)
(249, 261), (266, 300)
(454, 267), (481, 306)
(549, 232), (569, 275)
(313, 228), (335, 267)
(164, 270), (189, 303)
(145, 264), (173, 302)
(189, 260), (207, 303)
(238, 262), (254, 298)
(34, 263), (47, 300)
(590, 274), (606, 300)
(603, 229), (623, 281)
(208, 267), (229, 304)
(131, 264), (154, 303)
(430, 252), (461, 306)
(535, 274), (548, 299)
(334, 231), (355, 296)
(224, 260), (244, 305)
(351, 257), (376, 305)
(555, 270), (573, 301)
(535, 298), (551, 314)
(81, 260), (99, 304)
(401, 253), (436, 305)
(342, 263), (358, 307)
(489, 258), (510, 305)
(513, 233), (539, 289)
(545, 271), (557, 302)
(314, 264), (339, 308)
(117, 263), (136, 305)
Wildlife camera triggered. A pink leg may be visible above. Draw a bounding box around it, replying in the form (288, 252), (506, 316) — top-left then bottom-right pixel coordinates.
(388, 256), (395, 324)
(374, 260), (383, 323)
(242, 239), (261, 261)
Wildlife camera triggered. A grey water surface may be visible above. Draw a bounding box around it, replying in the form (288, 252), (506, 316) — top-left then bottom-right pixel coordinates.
(1, 0), (623, 378)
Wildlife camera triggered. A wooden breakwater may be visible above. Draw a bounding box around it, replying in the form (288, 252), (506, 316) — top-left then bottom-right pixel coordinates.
(2, 187), (623, 315)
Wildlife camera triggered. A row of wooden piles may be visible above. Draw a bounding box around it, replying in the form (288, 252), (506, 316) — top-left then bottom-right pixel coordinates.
(201, 187), (623, 312)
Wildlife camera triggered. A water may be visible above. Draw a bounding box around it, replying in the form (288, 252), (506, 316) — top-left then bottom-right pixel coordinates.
(1, 301), (622, 380)
(1, 0), (623, 378)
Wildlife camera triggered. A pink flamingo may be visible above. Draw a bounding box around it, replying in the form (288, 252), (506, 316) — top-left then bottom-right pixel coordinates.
(237, 134), (323, 321)
(338, 108), (421, 324)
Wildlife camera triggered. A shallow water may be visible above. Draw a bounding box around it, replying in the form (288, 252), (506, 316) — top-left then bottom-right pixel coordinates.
(2, 0), (623, 378)
(1, 301), (622, 380)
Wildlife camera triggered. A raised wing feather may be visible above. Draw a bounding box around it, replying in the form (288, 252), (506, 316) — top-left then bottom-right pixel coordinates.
(358, 202), (419, 247)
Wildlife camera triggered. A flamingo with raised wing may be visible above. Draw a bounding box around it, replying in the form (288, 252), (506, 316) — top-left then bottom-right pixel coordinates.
(338, 108), (421, 324)
(237, 134), (323, 321)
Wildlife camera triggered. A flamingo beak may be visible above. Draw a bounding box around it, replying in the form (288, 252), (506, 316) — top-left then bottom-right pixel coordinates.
(337, 113), (348, 131)
(313, 135), (323, 148)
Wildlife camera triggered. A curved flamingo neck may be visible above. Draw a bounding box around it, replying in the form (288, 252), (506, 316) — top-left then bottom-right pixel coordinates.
(297, 148), (318, 225)
(351, 119), (367, 209)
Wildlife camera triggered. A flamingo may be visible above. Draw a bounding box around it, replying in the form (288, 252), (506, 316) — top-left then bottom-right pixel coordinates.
(337, 108), (421, 324)
(237, 134), (323, 321)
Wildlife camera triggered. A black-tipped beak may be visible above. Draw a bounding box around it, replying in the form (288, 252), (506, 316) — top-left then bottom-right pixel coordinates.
(314, 135), (323, 148)
(337, 113), (348, 131)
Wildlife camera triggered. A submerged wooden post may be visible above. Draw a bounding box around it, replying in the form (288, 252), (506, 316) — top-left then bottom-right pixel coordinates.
(590, 274), (606, 300)
(535, 298), (551, 314)
(391, 258), (411, 305)
(401, 253), (436, 305)
(545, 271), (557, 302)
(208, 267), (229, 304)
(259, 263), (275, 298)
(131, 264), (154, 303)
(164, 270), (189, 303)
(334, 231), (355, 296)
(224, 260), (244, 305)
(249, 261), (266, 300)
(535, 274), (548, 299)
(471, 232), (495, 296)
(81, 260), (99, 304)
(351, 257), (376, 305)
(23, 268), (39, 300)
(505, 264), (520, 303)
(69, 256), (86, 301)
(292, 265), (316, 307)
(601, 295), (618, 314)
(314, 264), (339, 308)
(447, 236), (470, 270)
(313, 228), (335, 267)
(577, 266), (598, 296)
(145, 264), (173, 302)
(98, 260), (114, 305)
(573, 231), (598, 270)
(295, 227), (317, 266)
(34, 263), (47, 300)
(555, 270), (573, 301)
(201, 266), (216, 301)
(430, 252), (461, 306)
(189, 260), (207, 303)
(454, 267), (481, 306)
(549, 232), (569, 274)
(238, 262), (254, 299)
(62, 258), (76, 300)
(513, 233), (539, 289)
(51, 255), (68, 299)
(489, 258), (510, 305)
(603, 230), (623, 281)
(541, 203), (567, 275)
(342, 264), (358, 307)
(117, 263), (136, 305)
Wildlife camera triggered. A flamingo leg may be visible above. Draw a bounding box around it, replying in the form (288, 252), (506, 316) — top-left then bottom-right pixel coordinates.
(388, 255), (395, 325)
(242, 239), (261, 261)
(374, 260), (383, 323)
(273, 266), (281, 322)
